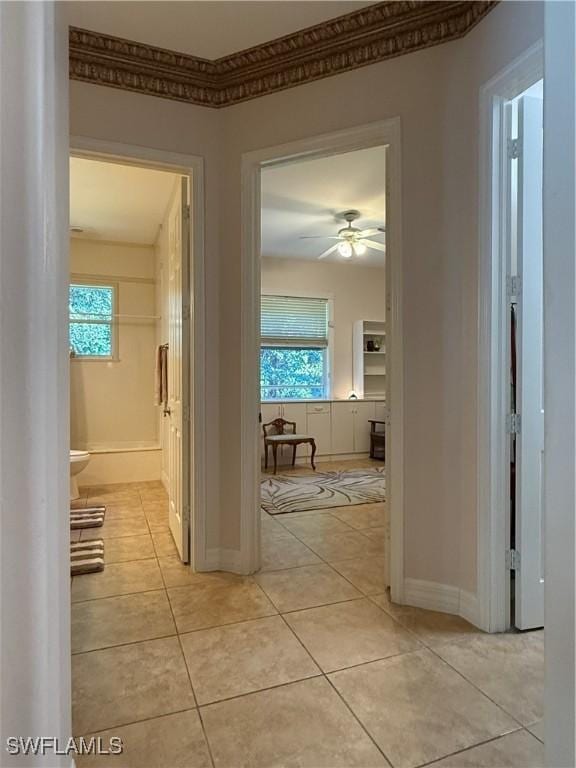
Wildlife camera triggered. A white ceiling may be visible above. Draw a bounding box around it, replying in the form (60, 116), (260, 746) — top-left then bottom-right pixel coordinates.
(69, 158), (179, 244)
(65, 1), (374, 60)
(261, 145), (386, 266)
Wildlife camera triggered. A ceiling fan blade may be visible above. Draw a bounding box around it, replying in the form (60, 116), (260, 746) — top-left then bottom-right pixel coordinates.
(299, 235), (341, 240)
(364, 240), (386, 253)
(359, 228), (385, 237)
(317, 243), (340, 260)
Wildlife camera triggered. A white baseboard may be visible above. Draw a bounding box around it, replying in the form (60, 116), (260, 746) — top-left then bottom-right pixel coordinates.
(459, 589), (481, 628)
(403, 578), (482, 629)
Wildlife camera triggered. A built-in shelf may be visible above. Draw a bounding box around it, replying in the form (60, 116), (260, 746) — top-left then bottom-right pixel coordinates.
(353, 320), (386, 399)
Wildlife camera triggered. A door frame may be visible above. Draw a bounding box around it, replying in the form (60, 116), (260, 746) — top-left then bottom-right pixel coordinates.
(239, 118), (404, 599)
(477, 42), (543, 632)
(70, 136), (208, 569)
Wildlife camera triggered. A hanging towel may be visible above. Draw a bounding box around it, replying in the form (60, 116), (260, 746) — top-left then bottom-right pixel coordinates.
(154, 344), (169, 407)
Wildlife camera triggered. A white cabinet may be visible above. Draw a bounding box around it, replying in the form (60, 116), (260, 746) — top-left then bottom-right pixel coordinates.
(374, 401), (387, 422)
(306, 402), (331, 456)
(354, 401), (376, 453)
(331, 402), (356, 454)
(261, 402), (308, 464)
(332, 401), (375, 454)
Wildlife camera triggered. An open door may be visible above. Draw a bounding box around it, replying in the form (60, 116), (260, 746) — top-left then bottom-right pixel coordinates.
(513, 91), (544, 629)
(167, 177), (191, 561)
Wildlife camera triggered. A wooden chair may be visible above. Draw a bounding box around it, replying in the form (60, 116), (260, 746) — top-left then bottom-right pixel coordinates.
(369, 419), (386, 461)
(263, 417), (316, 475)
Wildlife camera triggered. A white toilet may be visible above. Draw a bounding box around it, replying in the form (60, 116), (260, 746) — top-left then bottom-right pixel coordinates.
(70, 450), (90, 500)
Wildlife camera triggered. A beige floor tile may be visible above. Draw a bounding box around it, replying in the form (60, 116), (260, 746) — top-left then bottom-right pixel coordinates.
(435, 632), (544, 725)
(152, 531), (178, 557)
(158, 557), (246, 589)
(87, 492), (143, 506)
(72, 637), (195, 735)
(527, 720), (544, 742)
(261, 516), (294, 539)
(71, 559), (164, 602)
(279, 514), (355, 538)
(144, 508), (170, 533)
(201, 676), (389, 768)
(370, 592), (482, 645)
(330, 503), (388, 530)
(329, 650), (517, 768)
(105, 534), (155, 564)
(261, 534), (322, 571)
(297, 531), (382, 562)
(99, 503), (146, 518)
(360, 526), (388, 550)
(71, 590), (176, 653)
(430, 729), (544, 767)
(254, 563), (361, 612)
(168, 580), (277, 632)
(81, 513), (149, 540)
(181, 615), (319, 704)
(285, 598), (421, 672)
(76, 710), (212, 768)
(332, 557), (388, 595)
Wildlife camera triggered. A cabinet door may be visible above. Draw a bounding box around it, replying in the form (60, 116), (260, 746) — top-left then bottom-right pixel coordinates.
(307, 405), (332, 456)
(331, 402), (355, 454)
(374, 401), (387, 422)
(354, 401), (376, 453)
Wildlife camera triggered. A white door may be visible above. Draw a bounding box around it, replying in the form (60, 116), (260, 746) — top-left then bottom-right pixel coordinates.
(167, 177), (191, 561)
(514, 92), (544, 629)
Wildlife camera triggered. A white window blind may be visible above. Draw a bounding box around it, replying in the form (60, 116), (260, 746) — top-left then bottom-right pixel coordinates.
(261, 295), (328, 347)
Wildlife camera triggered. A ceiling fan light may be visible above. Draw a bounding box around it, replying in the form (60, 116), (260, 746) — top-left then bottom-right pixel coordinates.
(338, 241), (353, 258)
(354, 241), (367, 256)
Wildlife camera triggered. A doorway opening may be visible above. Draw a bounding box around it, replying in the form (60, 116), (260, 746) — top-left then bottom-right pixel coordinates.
(478, 42), (544, 634)
(240, 120), (404, 598)
(69, 154), (190, 560)
(258, 147), (389, 585)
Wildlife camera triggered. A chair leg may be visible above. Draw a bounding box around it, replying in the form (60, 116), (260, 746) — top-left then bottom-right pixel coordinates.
(292, 444), (297, 467)
(264, 443), (268, 470)
(272, 443), (278, 475)
(310, 440), (316, 471)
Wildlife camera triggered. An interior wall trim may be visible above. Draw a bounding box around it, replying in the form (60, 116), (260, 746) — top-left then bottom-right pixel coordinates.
(69, 1), (496, 109)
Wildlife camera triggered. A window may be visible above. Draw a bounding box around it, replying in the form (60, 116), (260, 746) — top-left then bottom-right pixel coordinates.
(260, 295), (330, 400)
(69, 283), (115, 359)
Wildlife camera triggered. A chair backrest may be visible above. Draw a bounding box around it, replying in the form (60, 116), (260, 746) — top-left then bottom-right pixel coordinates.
(263, 417), (296, 438)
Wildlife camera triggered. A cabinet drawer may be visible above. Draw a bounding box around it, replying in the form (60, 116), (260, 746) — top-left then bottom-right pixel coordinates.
(307, 402), (330, 415)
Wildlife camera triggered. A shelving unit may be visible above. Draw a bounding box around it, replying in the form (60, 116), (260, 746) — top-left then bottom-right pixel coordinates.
(353, 320), (386, 399)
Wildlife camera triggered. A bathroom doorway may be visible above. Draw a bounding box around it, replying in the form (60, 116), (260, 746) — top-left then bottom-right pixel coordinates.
(68, 144), (205, 565)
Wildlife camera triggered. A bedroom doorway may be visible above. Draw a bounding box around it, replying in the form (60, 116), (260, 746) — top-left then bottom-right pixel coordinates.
(239, 120), (404, 601)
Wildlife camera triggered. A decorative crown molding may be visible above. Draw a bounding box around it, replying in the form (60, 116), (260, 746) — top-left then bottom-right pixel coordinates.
(69, 1), (497, 108)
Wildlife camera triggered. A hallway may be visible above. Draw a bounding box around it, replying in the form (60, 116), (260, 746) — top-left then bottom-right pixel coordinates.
(71, 480), (544, 768)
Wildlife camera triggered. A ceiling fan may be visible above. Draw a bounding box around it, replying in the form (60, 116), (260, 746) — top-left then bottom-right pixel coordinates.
(300, 209), (385, 260)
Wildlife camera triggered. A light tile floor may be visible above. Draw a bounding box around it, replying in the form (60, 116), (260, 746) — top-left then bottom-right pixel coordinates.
(71, 469), (544, 768)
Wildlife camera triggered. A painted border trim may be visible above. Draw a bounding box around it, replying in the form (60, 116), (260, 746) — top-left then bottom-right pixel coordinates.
(240, 119), (404, 595)
(68, 2), (497, 108)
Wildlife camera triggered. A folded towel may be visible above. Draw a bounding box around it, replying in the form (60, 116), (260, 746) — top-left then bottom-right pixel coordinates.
(70, 539), (105, 576)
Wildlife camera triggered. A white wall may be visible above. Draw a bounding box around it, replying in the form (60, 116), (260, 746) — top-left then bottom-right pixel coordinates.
(70, 238), (161, 484)
(261, 257), (385, 400)
(68, 1), (544, 586)
(543, 1), (576, 764)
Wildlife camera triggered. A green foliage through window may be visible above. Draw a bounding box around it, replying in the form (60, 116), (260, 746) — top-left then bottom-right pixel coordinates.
(69, 284), (114, 358)
(261, 347), (325, 400)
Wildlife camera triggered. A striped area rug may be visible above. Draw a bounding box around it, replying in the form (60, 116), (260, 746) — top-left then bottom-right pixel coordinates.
(261, 468), (386, 515)
(70, 506), (106, 530)
(70, 540), (104, 576)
